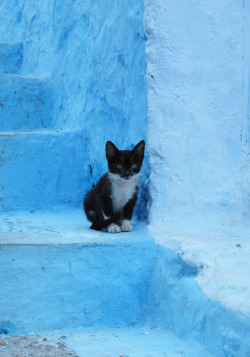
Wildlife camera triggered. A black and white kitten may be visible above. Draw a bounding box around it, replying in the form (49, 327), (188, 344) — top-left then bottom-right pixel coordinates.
(84, 140), (145, 233)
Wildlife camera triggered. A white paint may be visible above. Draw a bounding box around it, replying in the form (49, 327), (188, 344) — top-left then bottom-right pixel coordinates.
(145, 0), (250, 316)
(144, 0), (250, 226)
(121, 219), (133, 232)
(149, 221), (250, 316)
(108, 173), (138, 214)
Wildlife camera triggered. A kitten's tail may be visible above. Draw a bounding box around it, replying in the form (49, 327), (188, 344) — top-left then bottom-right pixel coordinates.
(90, 216), (118, 231)
(84, 201), (119, 231)
(87, 211), (120, 231)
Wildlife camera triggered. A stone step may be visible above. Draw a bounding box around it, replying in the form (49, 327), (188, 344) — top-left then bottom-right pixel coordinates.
(61, 327), (213, 357)
(0, 213), (156, 334)
(0, 130), (91, 211)
(0, 42), (23, 74)
(0, 74), (53, 131)
(0, 327), (213, 357)
(0, 211), (249, 356)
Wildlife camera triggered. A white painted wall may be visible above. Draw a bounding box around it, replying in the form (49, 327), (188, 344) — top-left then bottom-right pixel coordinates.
(145, 0), (250, 233)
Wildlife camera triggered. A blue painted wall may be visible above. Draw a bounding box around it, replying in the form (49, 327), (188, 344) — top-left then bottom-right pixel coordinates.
(0, 0), (149, 218)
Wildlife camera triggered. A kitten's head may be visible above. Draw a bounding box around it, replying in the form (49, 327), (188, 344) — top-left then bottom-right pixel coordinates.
(106, 140), (145, 180)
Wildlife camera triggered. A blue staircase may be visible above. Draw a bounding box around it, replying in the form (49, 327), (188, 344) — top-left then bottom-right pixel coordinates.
(0, 31), (249, 357)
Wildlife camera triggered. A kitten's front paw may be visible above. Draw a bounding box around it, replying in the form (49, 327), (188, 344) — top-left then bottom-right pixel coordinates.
(107, 223), (121, 233)
(121, 219), (133, 232)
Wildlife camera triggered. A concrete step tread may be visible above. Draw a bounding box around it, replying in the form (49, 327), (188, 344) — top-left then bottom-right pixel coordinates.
(0, 210), (148, 245)
(47, 327), (213, 357)
(0, 327), (212, 357)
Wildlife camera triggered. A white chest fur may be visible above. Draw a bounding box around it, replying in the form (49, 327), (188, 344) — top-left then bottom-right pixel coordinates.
(108, 173), (138, 213)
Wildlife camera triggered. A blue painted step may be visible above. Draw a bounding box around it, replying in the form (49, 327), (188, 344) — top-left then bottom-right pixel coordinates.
(0, 212), (249, 356)
(47, 327), (214, 357)
(0, 42), (23, 74)
(0, 231), (156, 333)
(0, 74), (53, 131)
(0, 130), (90, 211)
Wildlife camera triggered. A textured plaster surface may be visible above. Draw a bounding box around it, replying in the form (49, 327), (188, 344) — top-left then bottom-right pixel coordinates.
(0, 328), (213, 357)
(0, 74), (53, 131)
(145, 0), (250, 228)
(0, 0), (250, 356)
(0, 42), (23, 74)
(144, 0), (250, 334)
(0, 131), (90, 211)
(0, 212), (249, 356)
(0, 216), (156, 334)
(48, 327), (213, 357)
(0, 0), (149, 218)
(0, 210), (147, 245)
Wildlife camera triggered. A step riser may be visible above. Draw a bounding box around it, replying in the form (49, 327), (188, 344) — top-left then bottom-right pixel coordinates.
(147, 246), (250, 357)
(0, 75), (53, 131)
(1, 237), (249, 357)
(0, 131), (91, 211)
(0, 241), (156, 333)
(0, 43), (23, 74)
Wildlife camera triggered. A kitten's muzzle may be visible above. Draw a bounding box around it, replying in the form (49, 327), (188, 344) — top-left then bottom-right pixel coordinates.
(123, 174), (132, 180)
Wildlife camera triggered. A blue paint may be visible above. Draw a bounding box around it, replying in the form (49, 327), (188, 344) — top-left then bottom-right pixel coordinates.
(0, 131), (90, 211)
(0, 1), (250, 356)
(0, 235), (157, 333)
(0, 321), (16, 335)
(60, 327), (213, 357)
(0, 42), (23, 74)
(0, 75), (53, 131)
(0, 0), (149, 219)
(1, 226), (249, 356)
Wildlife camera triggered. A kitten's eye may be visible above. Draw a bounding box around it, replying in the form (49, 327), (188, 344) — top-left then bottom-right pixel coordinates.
(117, 164), (123, 169)
(132, 163), (137, 169)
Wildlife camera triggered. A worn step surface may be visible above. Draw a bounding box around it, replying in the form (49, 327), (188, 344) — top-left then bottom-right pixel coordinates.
(0, 42), (23, 74)
(0, 74), (53, 130)
(0, 327), (212, 357)
(0, 130), (90, 211)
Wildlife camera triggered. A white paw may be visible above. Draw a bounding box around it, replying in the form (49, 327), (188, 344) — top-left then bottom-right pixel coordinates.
(121, 219), (132, 232)
(107, 223), (121, 233)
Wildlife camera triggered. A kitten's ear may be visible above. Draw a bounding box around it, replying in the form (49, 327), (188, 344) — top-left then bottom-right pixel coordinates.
(106, 141), (119, 161)
(133, 140), (145, 159)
